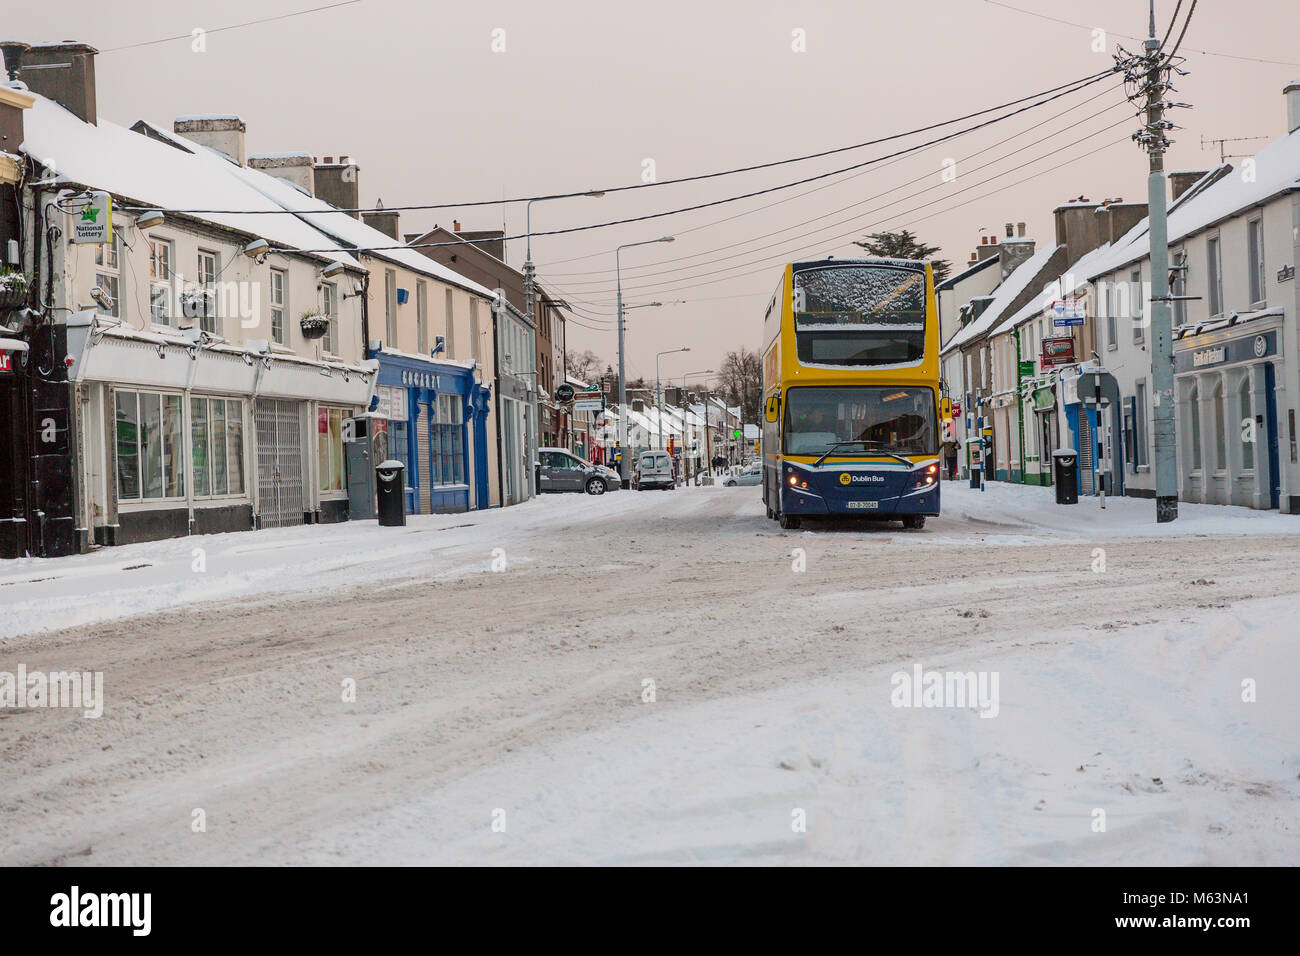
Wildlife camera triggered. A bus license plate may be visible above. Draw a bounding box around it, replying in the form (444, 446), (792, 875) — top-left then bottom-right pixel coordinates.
(847, 500), (878, 509)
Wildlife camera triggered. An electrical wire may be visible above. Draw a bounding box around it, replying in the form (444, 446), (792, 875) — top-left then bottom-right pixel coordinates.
(550, 92), (1126, 287)
(97, 1), (363, 54)
(119, 68), (1115, 218)
(1163, 0), (1199, 64)
(266, 70), (1121, 256)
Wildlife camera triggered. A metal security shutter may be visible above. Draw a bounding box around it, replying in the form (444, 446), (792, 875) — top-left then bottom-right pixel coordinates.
(417, 401), (432, 513)
(1078, 412), (1095, 495)
(256, 399), (305, 528)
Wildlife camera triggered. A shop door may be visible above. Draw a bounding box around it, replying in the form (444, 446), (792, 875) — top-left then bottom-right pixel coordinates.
(256, 399), (304, 528)
(1265, 364), (1281, 509)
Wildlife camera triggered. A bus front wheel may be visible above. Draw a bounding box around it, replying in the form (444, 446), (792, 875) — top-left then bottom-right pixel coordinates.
(779, 513), (801, 530)
(902, 515), (926, 530)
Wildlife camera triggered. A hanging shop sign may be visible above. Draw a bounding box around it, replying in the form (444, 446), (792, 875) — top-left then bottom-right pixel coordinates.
(1041, 336), (1076, 368)
(554, 382), (575, 403)
(70, 191), (113, 245)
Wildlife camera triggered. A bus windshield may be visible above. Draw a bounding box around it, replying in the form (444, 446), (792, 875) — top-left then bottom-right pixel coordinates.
(793, 263), (926, 366)
(783, 386), (936, 458)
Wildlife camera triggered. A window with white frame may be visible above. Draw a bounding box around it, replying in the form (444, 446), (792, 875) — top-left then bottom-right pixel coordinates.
(197, 250), (219, 334)
(445, 288), (456, 357)
(416, 280), (428, 355)
(1131, 269), (1144, 342)
(384, 269), (397, 347)
(321, 282), (337, 355)
(1206, 235), (1223, 316)
(149, 238), (173, 326)
(1105, 279), (1118, 347)
(1247, 216), (1265, 306)
(270, 268), (287, 345)
(115, 390), (185, 500)
(94, 236), (120, 318)
(189, 396), (246, 497)
(1172, 249), (1188, 327)
(470, 297), (481, 365)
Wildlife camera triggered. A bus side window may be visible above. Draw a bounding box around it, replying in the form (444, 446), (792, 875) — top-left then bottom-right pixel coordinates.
(765, 396), (780, 423)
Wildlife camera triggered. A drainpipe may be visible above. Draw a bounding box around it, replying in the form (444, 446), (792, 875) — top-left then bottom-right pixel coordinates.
(1014, 327), (1026, 482)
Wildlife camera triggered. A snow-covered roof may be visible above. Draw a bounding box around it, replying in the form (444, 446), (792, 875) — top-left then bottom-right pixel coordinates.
(942, 243), (1062, 354)
(937, 253), (998, 291)
(20, 95), (359, 266)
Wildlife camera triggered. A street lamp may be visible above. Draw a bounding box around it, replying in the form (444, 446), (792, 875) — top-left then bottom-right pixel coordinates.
(524, 191), (604, 330)
(615, 236), (674, 480)
(655, 347), (691, 451)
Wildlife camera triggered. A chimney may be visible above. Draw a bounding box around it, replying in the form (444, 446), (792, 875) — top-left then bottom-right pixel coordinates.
(0, 45), (32, 152)
(1053, 198), (1104, 266)
(1005, 223), (1014, 239)
(1097, 200), (1149, 244)
(314, 157), (360, 217)
(362, 198), (400, 240)
(174, 115), (246, 165)
(976, 235), (998, 261)
(248, 152), (315, 195)
(997, 234), (1036, 281)
(1017, 222), (1026, 237)
(453, 220), (461, 232)
(1287, 80), (1300, 134)
(16, 41), (97, 125)
(1169, 169), (1209, 202)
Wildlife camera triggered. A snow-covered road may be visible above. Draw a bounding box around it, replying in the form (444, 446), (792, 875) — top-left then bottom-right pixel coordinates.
(2, 482), (1297, 865)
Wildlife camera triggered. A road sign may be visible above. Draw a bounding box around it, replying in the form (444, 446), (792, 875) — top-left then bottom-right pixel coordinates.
(573, 398), (604, 413)
(733, 429), (742, 438)
(1017, 360), (1034, 378)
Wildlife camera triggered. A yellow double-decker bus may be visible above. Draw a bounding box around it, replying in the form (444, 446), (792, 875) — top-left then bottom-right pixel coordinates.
(761, 257), (941, 530)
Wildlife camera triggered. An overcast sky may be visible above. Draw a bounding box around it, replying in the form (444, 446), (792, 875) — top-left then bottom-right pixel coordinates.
(10, 0), (1300, 383)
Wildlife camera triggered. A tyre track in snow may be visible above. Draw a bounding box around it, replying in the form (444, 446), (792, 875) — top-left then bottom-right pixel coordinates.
(2, 487), (1299, 864)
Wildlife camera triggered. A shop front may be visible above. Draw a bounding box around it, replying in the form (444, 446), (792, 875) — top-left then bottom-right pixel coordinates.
(372, 352), (491, 514)
(63, 313), (374, 546)
(1173, 312), (1287, 510)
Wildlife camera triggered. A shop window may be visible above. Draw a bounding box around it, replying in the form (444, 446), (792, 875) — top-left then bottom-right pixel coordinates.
(1189, 384), (1202, 471)
(318, 407), (346, 492)
(1213, 383), (1226, 471)
(1135, 381), (1149, 467)
(115, 390), (184, 501)
(191, 396), (245, 497)
(431, 393), (465, 485)
(1239, 379), (1254, 470)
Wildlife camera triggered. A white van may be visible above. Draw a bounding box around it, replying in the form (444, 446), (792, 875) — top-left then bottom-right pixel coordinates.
(635, 450), (675, 490)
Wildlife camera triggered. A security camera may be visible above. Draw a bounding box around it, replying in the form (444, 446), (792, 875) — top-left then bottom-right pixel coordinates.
(89, 285), (114, 312)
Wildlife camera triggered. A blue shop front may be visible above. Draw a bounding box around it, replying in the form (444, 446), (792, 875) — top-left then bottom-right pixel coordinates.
(371, 351), (492, 514)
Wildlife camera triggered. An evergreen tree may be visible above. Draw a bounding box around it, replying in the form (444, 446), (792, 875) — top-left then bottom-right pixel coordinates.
(852, 230), (951, 284)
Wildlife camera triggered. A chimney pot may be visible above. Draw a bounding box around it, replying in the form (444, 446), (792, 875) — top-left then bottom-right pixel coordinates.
(454, 220), (461, 232)
(1017, 222), (1026, 237)
(980, 236), (988, 245)
(1005, 222), (1014, 238)
(324, 156), (333, 164)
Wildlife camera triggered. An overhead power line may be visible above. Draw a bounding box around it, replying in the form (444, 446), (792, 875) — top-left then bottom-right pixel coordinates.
(99, 1), (363, 54)
(262, 70), (1120, 256)
(982, 0), (1300, 67)
(120, 68), (1115, 218)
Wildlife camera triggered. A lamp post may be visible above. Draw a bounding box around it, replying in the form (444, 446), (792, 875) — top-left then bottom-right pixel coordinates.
(655, 347), (691, 451)
(616, 236), (674, 482)
(524, 191), (604, 331)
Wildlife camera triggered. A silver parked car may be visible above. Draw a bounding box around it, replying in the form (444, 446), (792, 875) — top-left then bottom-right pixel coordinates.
(537, 448), (619, 495)
(724, 463), (763, 486)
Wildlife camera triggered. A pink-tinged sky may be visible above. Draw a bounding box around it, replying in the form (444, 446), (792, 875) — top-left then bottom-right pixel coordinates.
(8, 0), (1299, 384)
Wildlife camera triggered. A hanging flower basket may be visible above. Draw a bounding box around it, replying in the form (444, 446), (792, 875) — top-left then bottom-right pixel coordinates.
(0, 268), (29, 311)
(300, 312), (329, 340)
